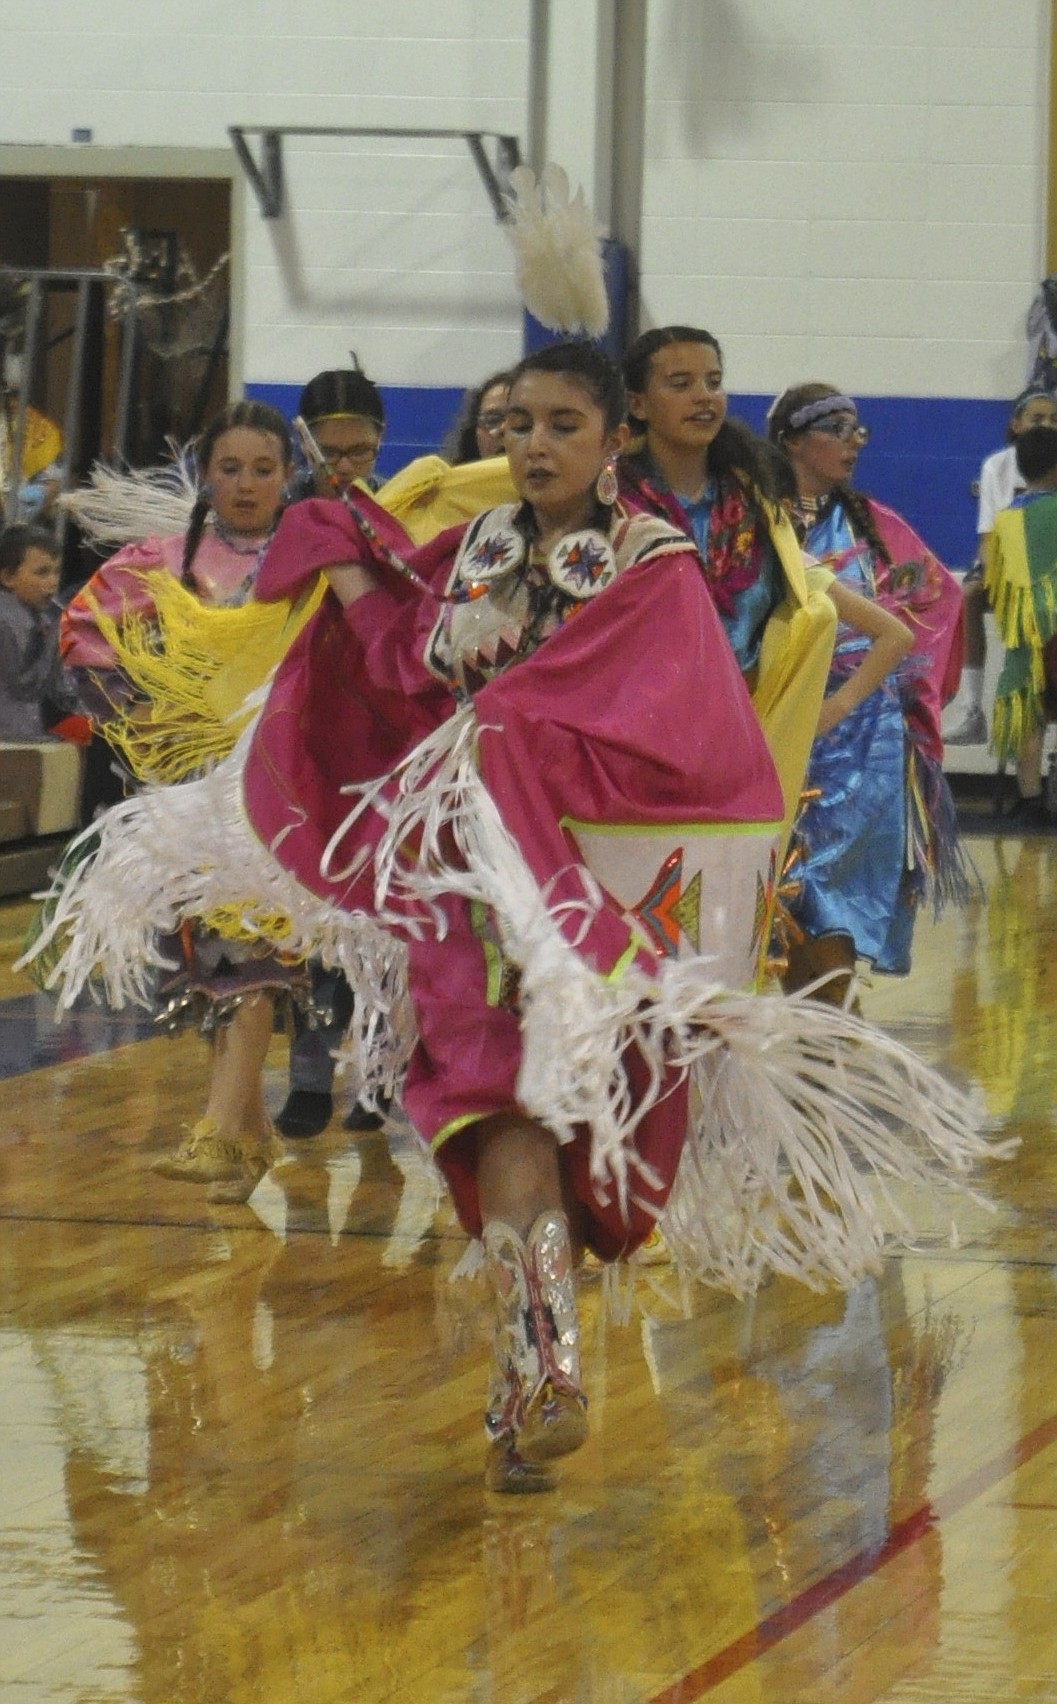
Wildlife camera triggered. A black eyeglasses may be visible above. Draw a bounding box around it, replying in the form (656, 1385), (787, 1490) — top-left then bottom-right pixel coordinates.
(318, 444), (379, 469)
(809, 419), (870, 445)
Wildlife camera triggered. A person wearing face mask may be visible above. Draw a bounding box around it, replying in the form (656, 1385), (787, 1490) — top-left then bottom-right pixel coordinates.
(766, 384), (967, 1002)
(981, 422), (1057, 823)
(946, 386), (1057, 747)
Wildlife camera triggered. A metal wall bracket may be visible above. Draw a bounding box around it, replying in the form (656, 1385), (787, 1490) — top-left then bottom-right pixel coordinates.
(228, 125), (522, 222)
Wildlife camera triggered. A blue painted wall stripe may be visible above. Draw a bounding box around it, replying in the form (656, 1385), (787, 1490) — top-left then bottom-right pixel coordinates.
(248, 381), (1012, 571)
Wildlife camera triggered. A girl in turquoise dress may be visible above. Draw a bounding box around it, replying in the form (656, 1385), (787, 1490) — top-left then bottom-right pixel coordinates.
(767, 383), (967, 997)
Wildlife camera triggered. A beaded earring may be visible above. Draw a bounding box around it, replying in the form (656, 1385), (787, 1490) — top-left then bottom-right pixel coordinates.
(595, 456), (619, 507)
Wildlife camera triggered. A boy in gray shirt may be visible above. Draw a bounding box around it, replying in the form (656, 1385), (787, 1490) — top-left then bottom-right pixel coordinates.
(0, 524), (78, 741)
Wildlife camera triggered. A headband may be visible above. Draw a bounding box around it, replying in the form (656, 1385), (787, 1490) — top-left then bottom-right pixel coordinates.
(1012, 387), (1054, 416)
(785, 393), (857, 432)
(307, 411), (383, 429)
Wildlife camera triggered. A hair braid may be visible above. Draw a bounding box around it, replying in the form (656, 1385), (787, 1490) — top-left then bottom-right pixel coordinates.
(179, 495), (211, 588)
(179, 399), (293, 587)
(835, 484), (891, 566)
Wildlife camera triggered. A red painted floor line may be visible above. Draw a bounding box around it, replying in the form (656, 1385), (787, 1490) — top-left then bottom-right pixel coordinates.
(643, 1406), (1057, 1703)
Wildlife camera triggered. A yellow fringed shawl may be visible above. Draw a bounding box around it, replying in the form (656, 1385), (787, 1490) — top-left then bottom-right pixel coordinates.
(373, 453), (517, 544)
(753, 506), (837, 839)
(82, 572), (324, 784)
(84, 456), (517, 784)
(983, 511), (1045, 651)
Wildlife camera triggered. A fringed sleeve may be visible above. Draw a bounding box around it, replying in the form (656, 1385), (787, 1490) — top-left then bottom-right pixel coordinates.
(985, 501), (1057, 763)
(984, 509), (1039, 651)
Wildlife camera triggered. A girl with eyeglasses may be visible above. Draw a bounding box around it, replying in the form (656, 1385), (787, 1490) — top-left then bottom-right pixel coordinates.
(766, 384), (968, 1003)
(443, 370), (514, 465)
(296, 362), (386, 499)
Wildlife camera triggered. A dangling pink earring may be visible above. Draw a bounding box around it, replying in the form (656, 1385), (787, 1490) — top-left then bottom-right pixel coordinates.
(595, 456), (619, 507)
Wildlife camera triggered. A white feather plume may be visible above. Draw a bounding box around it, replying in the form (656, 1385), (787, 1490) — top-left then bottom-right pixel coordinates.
(504, 163), (610, 337)
(59, 457), (198, 546)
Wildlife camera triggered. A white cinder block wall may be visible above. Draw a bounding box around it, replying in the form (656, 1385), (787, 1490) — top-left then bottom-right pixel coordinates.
(0, 0), (1052, 556)
(0, 0), (532, 461)
(641, 0), (1049, 399)
(637, 0), (1052, 564)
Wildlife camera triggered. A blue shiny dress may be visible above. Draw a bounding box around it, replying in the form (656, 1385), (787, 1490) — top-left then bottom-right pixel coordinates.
(793, 502), (913, 974)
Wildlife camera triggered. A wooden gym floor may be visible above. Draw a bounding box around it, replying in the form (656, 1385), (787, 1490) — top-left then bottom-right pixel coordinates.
(1, 832), (1056, 1703)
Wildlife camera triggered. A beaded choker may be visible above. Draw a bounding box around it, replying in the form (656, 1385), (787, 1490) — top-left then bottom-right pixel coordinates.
(210, 515), (277, 553)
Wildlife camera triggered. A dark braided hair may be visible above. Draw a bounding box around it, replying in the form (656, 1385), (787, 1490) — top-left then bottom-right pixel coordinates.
(298, 358), (384, 430)
(766, 382), (891, 564)
(180, 400), (292, 587)
(623, 325), (778, 501)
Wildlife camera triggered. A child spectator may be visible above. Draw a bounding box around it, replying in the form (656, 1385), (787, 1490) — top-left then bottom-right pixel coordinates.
(0, 524), (79, 741)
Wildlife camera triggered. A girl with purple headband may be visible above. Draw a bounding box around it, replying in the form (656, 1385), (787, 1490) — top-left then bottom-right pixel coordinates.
(767, 383), (968, 1003)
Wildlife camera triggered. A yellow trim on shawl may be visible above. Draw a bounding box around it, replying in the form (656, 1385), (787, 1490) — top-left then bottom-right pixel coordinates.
(752, 505), (837, 833)
(991, 682), (1045, 765)
(431, 1112), (488, 1150)
(374, 454), (517, 546)
(87, 460), (515, 786)
(84, 570), (324, 784)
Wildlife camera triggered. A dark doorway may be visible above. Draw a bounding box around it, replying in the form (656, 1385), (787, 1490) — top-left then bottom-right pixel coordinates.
(0, 174), (231, 464)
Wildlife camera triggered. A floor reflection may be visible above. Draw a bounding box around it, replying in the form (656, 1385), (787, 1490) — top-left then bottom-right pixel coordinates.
(0, 990), (154, 1080)
(3, 836), (1057, 1699)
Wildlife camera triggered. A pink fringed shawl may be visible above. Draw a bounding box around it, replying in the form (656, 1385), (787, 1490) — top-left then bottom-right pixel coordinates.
(868, 499), (964, 761)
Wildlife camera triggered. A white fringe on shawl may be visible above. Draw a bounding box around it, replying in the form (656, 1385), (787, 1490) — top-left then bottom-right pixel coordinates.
(18, 726), (413, 1107)
(327, 705), (1007, 1294)
(22, 704), (1009, 1296)
(504, 164), (610, 338)
(59, 458), (197, 547)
